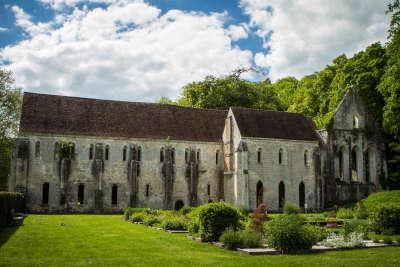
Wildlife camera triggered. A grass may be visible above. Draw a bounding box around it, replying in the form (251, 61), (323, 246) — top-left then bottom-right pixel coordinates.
(1, 215), (400, 267)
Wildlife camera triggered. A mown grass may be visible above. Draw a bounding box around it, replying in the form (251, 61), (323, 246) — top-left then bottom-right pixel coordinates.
(1, 215), (400, 267)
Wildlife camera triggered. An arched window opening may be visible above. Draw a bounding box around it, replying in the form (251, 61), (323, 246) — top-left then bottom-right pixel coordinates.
(256, 181), (263, 208)
(123, 146), (127, 161)
(207, 184), (211, 196)
(137, 165), (141, 177)
(185, 149), (188, 163)
(105, 145), (110, 160)
(339, 150), (344, 178)
(257, 148), (261, 164)
(299, 182), (305, 210)
(111, 185), (118, 206)
(351, 148), (358, 181)
(78, 184), (84, 204)
(279, 149), (283, 164)
(197, 149), (200, 162)
(89, 144), (94, 160)
(42, 182), (49, 205)
(35, 141), (40, 157)
(215, 150), (219, 165)
(160, 148), (164, 162)
(54, 142), (60, 160)
(365, 150), (370, 183)
(174, 200), (184, 211)
(279, 181), (285, 210)
(137, 147), (142, 161)
(171, 148), (175, 164)
(145, 184), (150, 197)
(353, 115), (359, 129)
(304, 150), (308, 166)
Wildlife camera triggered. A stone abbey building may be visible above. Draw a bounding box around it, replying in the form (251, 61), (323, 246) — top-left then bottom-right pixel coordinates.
(8, 88), (387, 212)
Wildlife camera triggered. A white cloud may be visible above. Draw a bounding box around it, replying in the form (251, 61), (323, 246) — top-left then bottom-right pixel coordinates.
(2, 1), (252, 101)
(225, 24), (248, 41)
(240, 0), (390, 81)
(0, 27), (7, 32)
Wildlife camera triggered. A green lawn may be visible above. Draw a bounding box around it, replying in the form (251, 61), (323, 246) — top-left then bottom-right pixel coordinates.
(1, 215), (399, 267)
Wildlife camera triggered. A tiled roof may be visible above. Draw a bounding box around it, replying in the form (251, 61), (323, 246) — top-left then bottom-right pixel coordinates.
(20, 92), (227, 142)
(231, 107), (319, 141)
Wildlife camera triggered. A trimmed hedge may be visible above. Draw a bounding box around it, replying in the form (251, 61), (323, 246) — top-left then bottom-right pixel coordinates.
(370, 205), (400, 234)
(362, 190), (400, 212)
(0, 191), (25, 228)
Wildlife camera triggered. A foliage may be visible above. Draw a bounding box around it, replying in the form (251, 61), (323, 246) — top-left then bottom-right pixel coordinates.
(369, 205), (400, 234)
(57, 140), (75, 159)
(219, 228), (263, 250)
(142, 214), (160, 226)
(250, 204), (267, 236)
(198, 202), (242, 242)
(342, 219), (370, 239)
(0, 191), (25, 228)
(321, 233), (364, 248)
(123, 207), (149, 220)
(264, 214), (319, 252)
(382, 236), (393, 245)
(161, 216), (187, 231)
(0, 70), (21, 190)
(362, 190), (400, 212)
(337, 207), (355, 220)
(356, 201), (368, 219)
(304, 225), (329, 242)
(283, 202), (300, 215)
(179, 206), (194, 215)
(130, 212), (146, 223)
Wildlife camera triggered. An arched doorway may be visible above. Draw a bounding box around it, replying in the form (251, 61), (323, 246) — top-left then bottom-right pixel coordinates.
(364, 149), (370, 183)
(299, 182), (305, 210)
(174, 200), (184, 210)
(351, 147), (358, 181)
(278, 181), (285, 211)
(256, 181), (263, 208)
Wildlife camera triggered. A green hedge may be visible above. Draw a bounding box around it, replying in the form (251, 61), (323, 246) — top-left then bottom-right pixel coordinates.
(362, 190), (400, 212)
(0, 191), (25, 228)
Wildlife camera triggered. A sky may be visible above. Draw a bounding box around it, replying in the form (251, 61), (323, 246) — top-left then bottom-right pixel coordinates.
(0, 0), (391, 102)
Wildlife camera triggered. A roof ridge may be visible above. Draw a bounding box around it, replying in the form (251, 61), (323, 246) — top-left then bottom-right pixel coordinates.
(23, 92), (227, 113)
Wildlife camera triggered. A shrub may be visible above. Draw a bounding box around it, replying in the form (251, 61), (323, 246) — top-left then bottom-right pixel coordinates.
(198, 202), (242, 242)
(337, 208), (355, 219)
(362, 190), (400, 212)
(342, 219), (370, 239)
(283, 202), (300, 215)
(187, 219), (200, 234)
(382, 236), (392, 244)
(179, 206), (194, 215)
(238, 206), (253, 217)
(250, 204), (267, 236)
(356, 201), (368, 219)
(395, 236), (400, 244)
(0, 192), (25, 228)
(265, 214), (318, 252)
(304, 225), (329, 242)
(143, 214), (160, 226)
(321, 232), (364, 248)
(219, 228), (263, 250)
(370, 205), (400, 234)
(130, 212), (146, 223)
(161, 217), (187, 230)
(219, 228), (243, 250)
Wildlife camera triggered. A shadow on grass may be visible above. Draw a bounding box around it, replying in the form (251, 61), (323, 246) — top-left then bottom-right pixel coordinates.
(0, 219), (26, 248)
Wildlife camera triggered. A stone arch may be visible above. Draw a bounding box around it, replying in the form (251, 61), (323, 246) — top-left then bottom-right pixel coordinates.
(111, 184), (118, 206)
(278, 181), (285, 210)
(42, 182), (49, 205)
(299, 181), (305, 210)
(174, 200), (184, 210)
(256, 181), (263, 208)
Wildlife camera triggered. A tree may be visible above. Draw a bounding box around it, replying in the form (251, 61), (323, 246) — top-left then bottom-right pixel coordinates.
(0, 69), (22, 190)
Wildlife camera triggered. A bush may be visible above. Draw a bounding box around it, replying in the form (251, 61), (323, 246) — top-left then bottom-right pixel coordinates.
(0, 192), (25, 228)
(337, 208), (355, 219)
(265, 214), (318, 252)
(356, 201), (368, 219)
(283, 202), (300, 215)
(382, 236), (392, 244)
(370, 205), (400, 234)
(143, 214), (160, 226)
(130, 212), (146, 223)
(198, 202), (242, 242)
(161, 217), (187, 230)
(179, 206), (194, 215)
(219, 228), (263, 250)
(342, 219), (370, 239)
(362, 190), (400, 212)
(219, 228), (243, 250)
(304, 225), (329, 242)
(187, 219), (200, 234)
(250, 204), (267, 236)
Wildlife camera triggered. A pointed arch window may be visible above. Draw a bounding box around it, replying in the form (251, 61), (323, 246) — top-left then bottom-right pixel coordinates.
(216, 150), (219, 165)
(123, 146), (127, 161)
(137, 147), (142, 161)
(89, 144), (94, 160)
(353, 115), (359, 129)
(54, 142), (60, 160)
(197, 149), (200, 162)
(160, 148), (164, 162)
(35, 141), (40, 157)
(105, 145), (110, 160)
(279, 149), (283, 164)
(185, 149), (189, 163)
(304, 150), (308, 166)
(257, 148), (261, 164)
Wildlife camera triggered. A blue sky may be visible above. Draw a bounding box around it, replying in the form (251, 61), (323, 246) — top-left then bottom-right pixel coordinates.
(0, 0), (390, 101)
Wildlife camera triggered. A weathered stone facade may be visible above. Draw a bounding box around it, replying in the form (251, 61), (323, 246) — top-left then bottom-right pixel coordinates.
(8, 89), (387, 212)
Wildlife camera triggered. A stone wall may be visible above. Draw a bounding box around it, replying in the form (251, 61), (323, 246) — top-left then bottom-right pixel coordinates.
(9, 133), (224, 212)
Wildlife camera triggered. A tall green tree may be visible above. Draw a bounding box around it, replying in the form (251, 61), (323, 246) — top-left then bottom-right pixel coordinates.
(0, 69), (22, 190)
